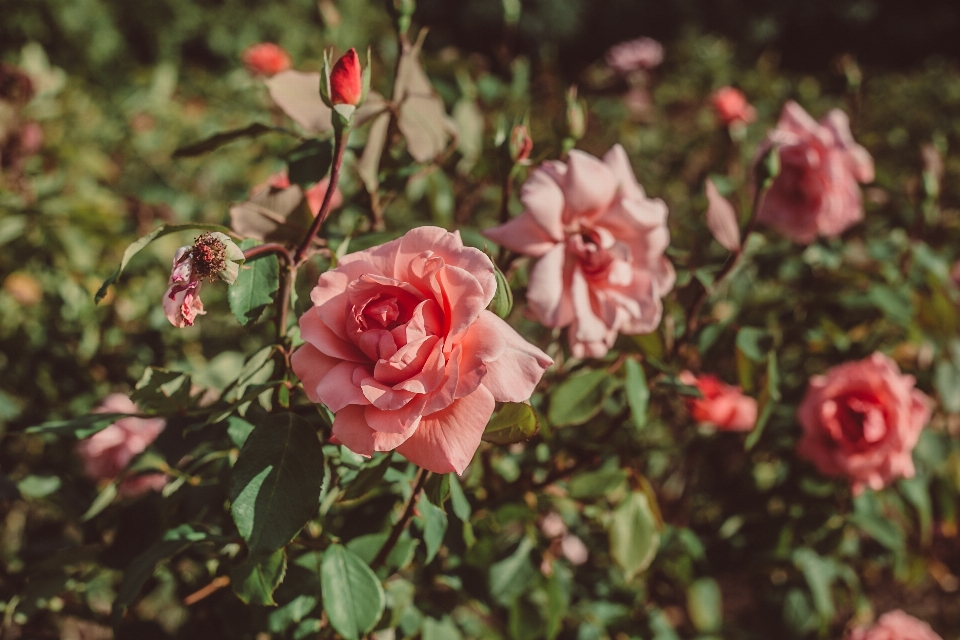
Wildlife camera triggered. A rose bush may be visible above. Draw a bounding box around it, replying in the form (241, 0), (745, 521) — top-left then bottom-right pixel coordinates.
(484, 144), (675, 357)
(292, 226), (552, 473)
(797, 352), (931, 494)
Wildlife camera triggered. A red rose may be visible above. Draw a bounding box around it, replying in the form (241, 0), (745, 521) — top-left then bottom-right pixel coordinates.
(329, 48), (362, 106)
(679, 371), (757, 432)
(711, 86), (756, 126)
(241, 43), (292, 77)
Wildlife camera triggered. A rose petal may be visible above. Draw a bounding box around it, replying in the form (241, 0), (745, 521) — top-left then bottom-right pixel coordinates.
(461, 311), (552, 402)
(526, 243), (574, 327)
(333, 405), (416, 457)
(291, 343), (340, 404)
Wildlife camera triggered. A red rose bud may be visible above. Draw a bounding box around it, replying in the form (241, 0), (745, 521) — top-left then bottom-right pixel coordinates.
(241, 43), (292, 77)
(509, 124), (533, 163)
(329, 48), (362, 106)
(711, 86), (756, 127)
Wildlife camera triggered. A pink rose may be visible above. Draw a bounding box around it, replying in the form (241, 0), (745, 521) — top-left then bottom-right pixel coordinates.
(847, 610), (943, 640)
(711, 87), (756, 126)
(605, 38), (664, 74)
(797, 353), (931, 495)
(241, 43), (292, 77)
(251, 171), (344, 216)
(679, 371), (757, 432)
(291, 226), (552, 474)
(755, 101), (874, 244)
(483, 145), (675, 358)
(76, 394), (167, 497)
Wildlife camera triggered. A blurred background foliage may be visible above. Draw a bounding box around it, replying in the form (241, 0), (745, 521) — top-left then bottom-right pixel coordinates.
(4, 0), (960, 639)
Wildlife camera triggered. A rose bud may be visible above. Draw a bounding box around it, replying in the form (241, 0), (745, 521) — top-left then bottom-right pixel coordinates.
(241, 43), (292, 77)
(329, 48), (363, 106)
(711, 86), (756, 127)
(679, 371), (757, 432)
(509, 124), (533, 164)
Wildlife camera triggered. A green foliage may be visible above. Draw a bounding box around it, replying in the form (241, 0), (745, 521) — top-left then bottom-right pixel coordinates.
(320, 544), (386, 640)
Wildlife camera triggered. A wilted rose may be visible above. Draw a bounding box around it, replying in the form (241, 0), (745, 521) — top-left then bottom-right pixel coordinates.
(241, 43), (292, 77)
(755, 101), (874, 244)
(605, 37), (664, 74)
(291, 226), (552, 474)
(329, 48), (362, 106)
(679, 371), (757, 432)
(712, 86), (756, 127)
(163, 233), (244, 328)
(797, 353), (930, 495)
(76, 394), (167, 498)
(847, 610), (943, 640)
(483, 144), (674, 358)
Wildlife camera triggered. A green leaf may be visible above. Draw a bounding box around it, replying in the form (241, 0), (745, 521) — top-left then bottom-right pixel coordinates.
(423, 616), (463, 640)
(419, 494), (447, 563)
(548, 370), (612, 427)
(424, 473), (450, 509)
(95, 223), (235, 303)
(792, 548), (836, 621)
(488, 262), (514, 319)
(482, 402), (539, 445)
(111, 525), (211, 626)
(131, 367), (194, 413)
(489, 538), (537, 606)
(231, 549), (287, 606)
(448, 475), (471, 522)
(82, 481), (119, 521)
(320, 544), (386, 640)
(568, 465), (627, 500)
(624, 359), (649, 431)
(26, 412), (130, 438)
(609, 491), (660, 580)
(342, 454), (393, 501)
(229, 413), (324, 555)
(687, 578), (722, 632)
(735, 327), (769, 362)
(173, 122), (286, 158)
(227, 416), (256, 448)
(16, 475), (61, 499)
(229, 241), (280, 326)
(286, 139), (334, 187)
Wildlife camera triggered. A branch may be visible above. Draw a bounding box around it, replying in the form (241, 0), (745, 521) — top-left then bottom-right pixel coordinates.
(370, 467), (430, 570)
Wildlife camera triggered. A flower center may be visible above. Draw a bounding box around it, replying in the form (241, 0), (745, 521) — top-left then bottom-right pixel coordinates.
(191, 233), (227, 281)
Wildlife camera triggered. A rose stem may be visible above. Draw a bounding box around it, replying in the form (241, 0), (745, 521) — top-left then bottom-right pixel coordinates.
(370, 467), (430, 570)
(672, 185), (766, 358)
(294, 126), (348, 267)
(242, 242), (296, 343)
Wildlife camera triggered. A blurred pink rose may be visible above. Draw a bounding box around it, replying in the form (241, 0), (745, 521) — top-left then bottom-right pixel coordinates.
(797, 353), (930, 495)
(606, 37), (664, 74)
(679, 371), (757, 432)
(755, 101), (874, 244)
(483, 145), (674, 358)
(560, 534), (589, 565)
(712, 87), (756, 126)
(76, 394), (167, 498)
(251, 171), (344, 216)
(291, 226), (552, 474)
(242, 43), (292, 77)
(847, 610), (943, 640)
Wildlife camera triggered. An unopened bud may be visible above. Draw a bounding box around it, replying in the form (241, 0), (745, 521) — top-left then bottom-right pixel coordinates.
(330, 48), (362, 107)
(565, 86), (586, 141)
(509, 124), (533, 164)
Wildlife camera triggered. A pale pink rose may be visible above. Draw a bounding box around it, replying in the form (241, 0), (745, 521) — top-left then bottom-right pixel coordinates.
(712, 87), (756, 126)
(679, 371), (757, 432)
(755, 101), (874, 244)
(560, 534), (589, 565)
(76, 394), (166, 487)
(241, 43), (292, 77)
(540, 512), (567, 539)
(847, 610), (943, 640)
(291, 226), (553, 474)
(606, 38), (664, 74)
(797, 353), (931, 495)
(250, 171), (344, 217)
(483, 145), (674, 358)
(163, 246), (205, 328)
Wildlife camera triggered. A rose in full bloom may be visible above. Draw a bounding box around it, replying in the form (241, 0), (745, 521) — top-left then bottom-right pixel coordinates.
(847, 610), (943, 640)
(605, 37), (664, 74)
(711, 86), (756, 126)
(164, 232), (244, 328)
(797, 353), (931, 495)
(483, 145), (674, 358)
(251, 171), (344, 216)
(679, 371), (757, 432)
(241, 43), (292, 76)
(755, 101), (874, 244)
(329, 48), (362, 106)
(76, 394), (168, 498)
(291, 226), (552, 474)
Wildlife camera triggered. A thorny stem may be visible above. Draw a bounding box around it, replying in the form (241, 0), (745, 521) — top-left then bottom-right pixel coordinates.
(672, 186), (767, 359)
(293, 127), (349, 266)
(371, 467), (430, 570)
